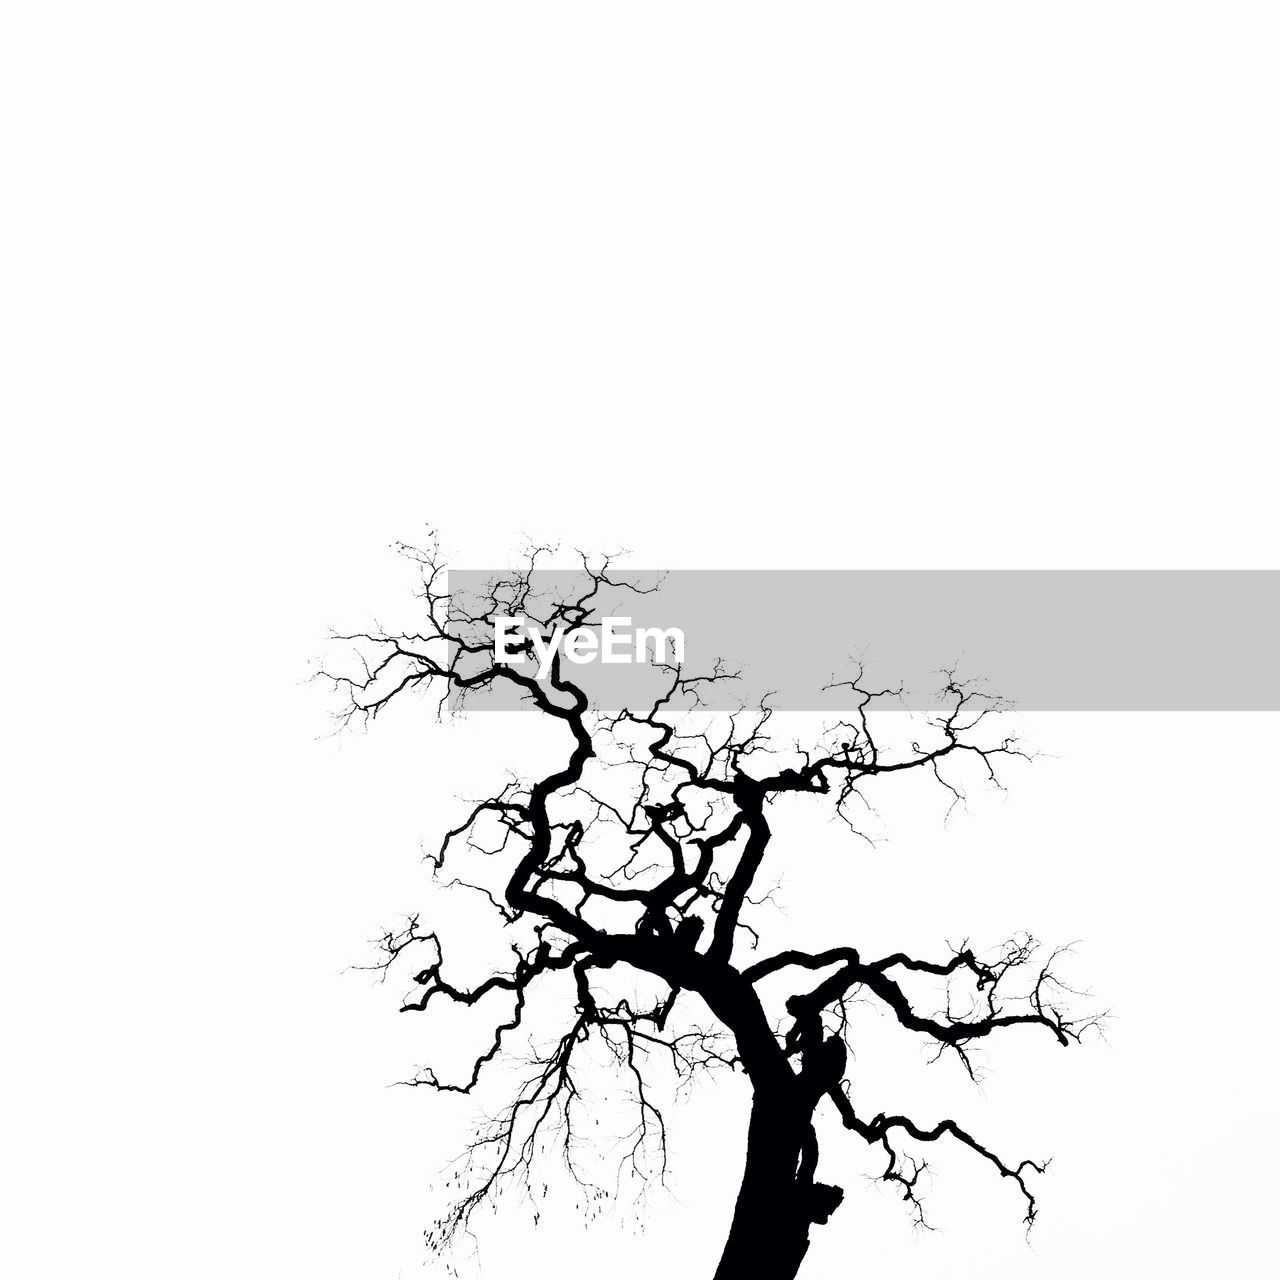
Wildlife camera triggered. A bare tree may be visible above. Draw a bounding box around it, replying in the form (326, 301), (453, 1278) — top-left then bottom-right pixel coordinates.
(323, 542), (1098, 1280)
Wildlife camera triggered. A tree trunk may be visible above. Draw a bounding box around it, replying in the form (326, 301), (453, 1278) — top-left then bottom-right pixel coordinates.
(712, 1094), (822, 1280)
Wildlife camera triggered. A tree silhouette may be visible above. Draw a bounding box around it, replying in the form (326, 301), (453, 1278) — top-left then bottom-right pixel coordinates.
(325, 543), (1098, 1280)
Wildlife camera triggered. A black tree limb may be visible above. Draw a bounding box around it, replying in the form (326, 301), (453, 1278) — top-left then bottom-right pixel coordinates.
(324, 540), (1099, 1280)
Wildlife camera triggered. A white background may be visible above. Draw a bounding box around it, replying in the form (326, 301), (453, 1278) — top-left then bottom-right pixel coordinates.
(2, 3), (1278, 1278)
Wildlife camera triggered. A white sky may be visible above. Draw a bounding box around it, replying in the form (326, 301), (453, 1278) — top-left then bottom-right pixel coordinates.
(3, 4), (1278, 1278)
